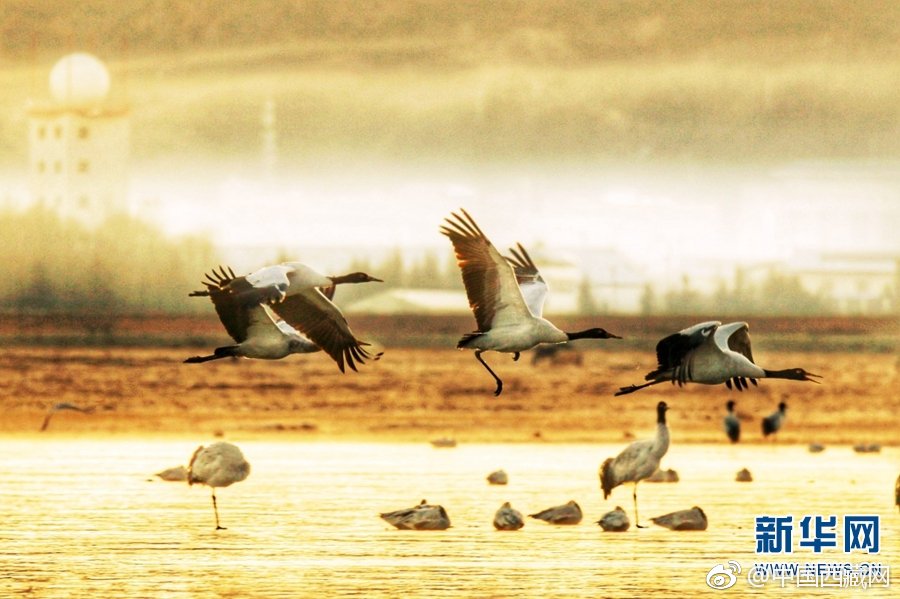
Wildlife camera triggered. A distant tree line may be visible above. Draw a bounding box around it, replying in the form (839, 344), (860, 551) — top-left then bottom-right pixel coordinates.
(0, 206), (215, 315)
(337, 248), (859, 316)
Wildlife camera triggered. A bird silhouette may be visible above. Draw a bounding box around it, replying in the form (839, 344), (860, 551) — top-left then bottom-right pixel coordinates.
(40, 402), (93, 432)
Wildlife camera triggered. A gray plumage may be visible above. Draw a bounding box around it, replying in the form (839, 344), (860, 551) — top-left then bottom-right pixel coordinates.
(155, 465), (187, 482)
(600, 401), (670, 528)
(188, 442), (250, 530)
(597, 506), (630, 532)
(616, 321), (820, 395)
(651, 506), (708, 531)
(724, 400), (740, 443)
(380, 499), (451, 530)
(761, 402), (787, 438)
(528, 500), (582, 525)
(487, 469), (508, 485)
(493, 502), (525, 530)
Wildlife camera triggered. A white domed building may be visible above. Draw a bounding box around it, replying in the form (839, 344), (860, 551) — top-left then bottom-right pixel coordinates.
(27, 52), (129, 227)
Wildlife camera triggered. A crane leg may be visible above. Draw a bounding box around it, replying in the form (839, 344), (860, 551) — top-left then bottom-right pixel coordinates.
(212, 490), (226, 530)
(475, 350), (503, 396)
(634, 483), (646, 528)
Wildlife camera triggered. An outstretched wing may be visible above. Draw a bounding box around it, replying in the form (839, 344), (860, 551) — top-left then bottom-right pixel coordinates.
(720, 321), (758, 390)
(724, 322), (755, 364)
(505, 243), (548, 318)
(440, 209), (531, 331)
(271, 289), (377, 372)
(195, 267), (251, 343)
(653, 321), (721, 372)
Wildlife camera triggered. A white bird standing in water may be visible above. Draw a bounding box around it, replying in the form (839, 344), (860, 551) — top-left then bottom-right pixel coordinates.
(724, 400), (740, 443)
(441, 209), (621, 395)
(187, 442), (251, 530)
(615, 321), (820, 396)
(600, 401), (670, 528)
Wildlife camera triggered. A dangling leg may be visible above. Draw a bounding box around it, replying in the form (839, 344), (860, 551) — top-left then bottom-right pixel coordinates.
(614, 380), (665, 396)
(211, 489), (226, 530)
(634, 482), (646, 528)
(185, 345), (239, 364)
(475, 350), (504, 396)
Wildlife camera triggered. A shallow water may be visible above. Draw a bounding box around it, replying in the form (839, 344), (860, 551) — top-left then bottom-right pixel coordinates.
(0, 440), (896, 598)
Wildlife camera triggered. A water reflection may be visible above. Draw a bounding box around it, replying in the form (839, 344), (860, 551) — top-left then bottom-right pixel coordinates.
(0, 440), (896, 597)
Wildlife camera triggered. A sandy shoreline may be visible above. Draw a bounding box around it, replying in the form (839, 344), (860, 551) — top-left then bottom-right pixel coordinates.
(2, 346), (897, 446)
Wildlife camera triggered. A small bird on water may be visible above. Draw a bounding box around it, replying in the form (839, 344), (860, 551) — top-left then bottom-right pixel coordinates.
(487, 469), (508, 485)
(528, 500), (583, 525)
(493, 502), (525, 530)
(187, 442), (251, 530)
(651, 506), (708, 531)
(597, 506), (630, 532)
(380, 499), (451, 530)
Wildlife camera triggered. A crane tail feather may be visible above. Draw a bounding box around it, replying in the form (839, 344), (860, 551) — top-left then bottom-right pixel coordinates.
(600, 458), (616, 499)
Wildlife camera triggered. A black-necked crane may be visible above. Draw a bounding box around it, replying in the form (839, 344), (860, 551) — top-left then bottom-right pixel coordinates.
(528, 500), (583, 525)
(600, 401), (670, 528)
(190, 262), (381, 306)
(440, 209), (621, 395)
(761, 401), (787, 438)
(724, 400), (740, 443)
(184, 267), (380, 372)
(380, 499), (451, 530)
(187, 442), (250, 530)
(615, 321), (820, 396)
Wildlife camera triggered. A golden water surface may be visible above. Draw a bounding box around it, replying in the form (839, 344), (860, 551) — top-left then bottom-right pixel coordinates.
(0, 440), (896, 598)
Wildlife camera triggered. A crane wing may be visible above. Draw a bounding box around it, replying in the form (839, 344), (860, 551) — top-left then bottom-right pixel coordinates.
(244, 303), (293, 345)
(440, 209), (531, 331)
(653, 321), (721, 371)
(196, 267), (252, 343)
(271, 289), (377, 372)
(724, 322), (755, 364)
(505, 243), (548, 318)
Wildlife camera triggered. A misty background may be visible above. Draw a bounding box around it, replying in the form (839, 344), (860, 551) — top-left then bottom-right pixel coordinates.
(0, 1), (898, 320)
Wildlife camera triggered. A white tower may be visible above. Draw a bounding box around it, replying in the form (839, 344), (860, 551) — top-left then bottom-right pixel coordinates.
(27, 52), (129, 228)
